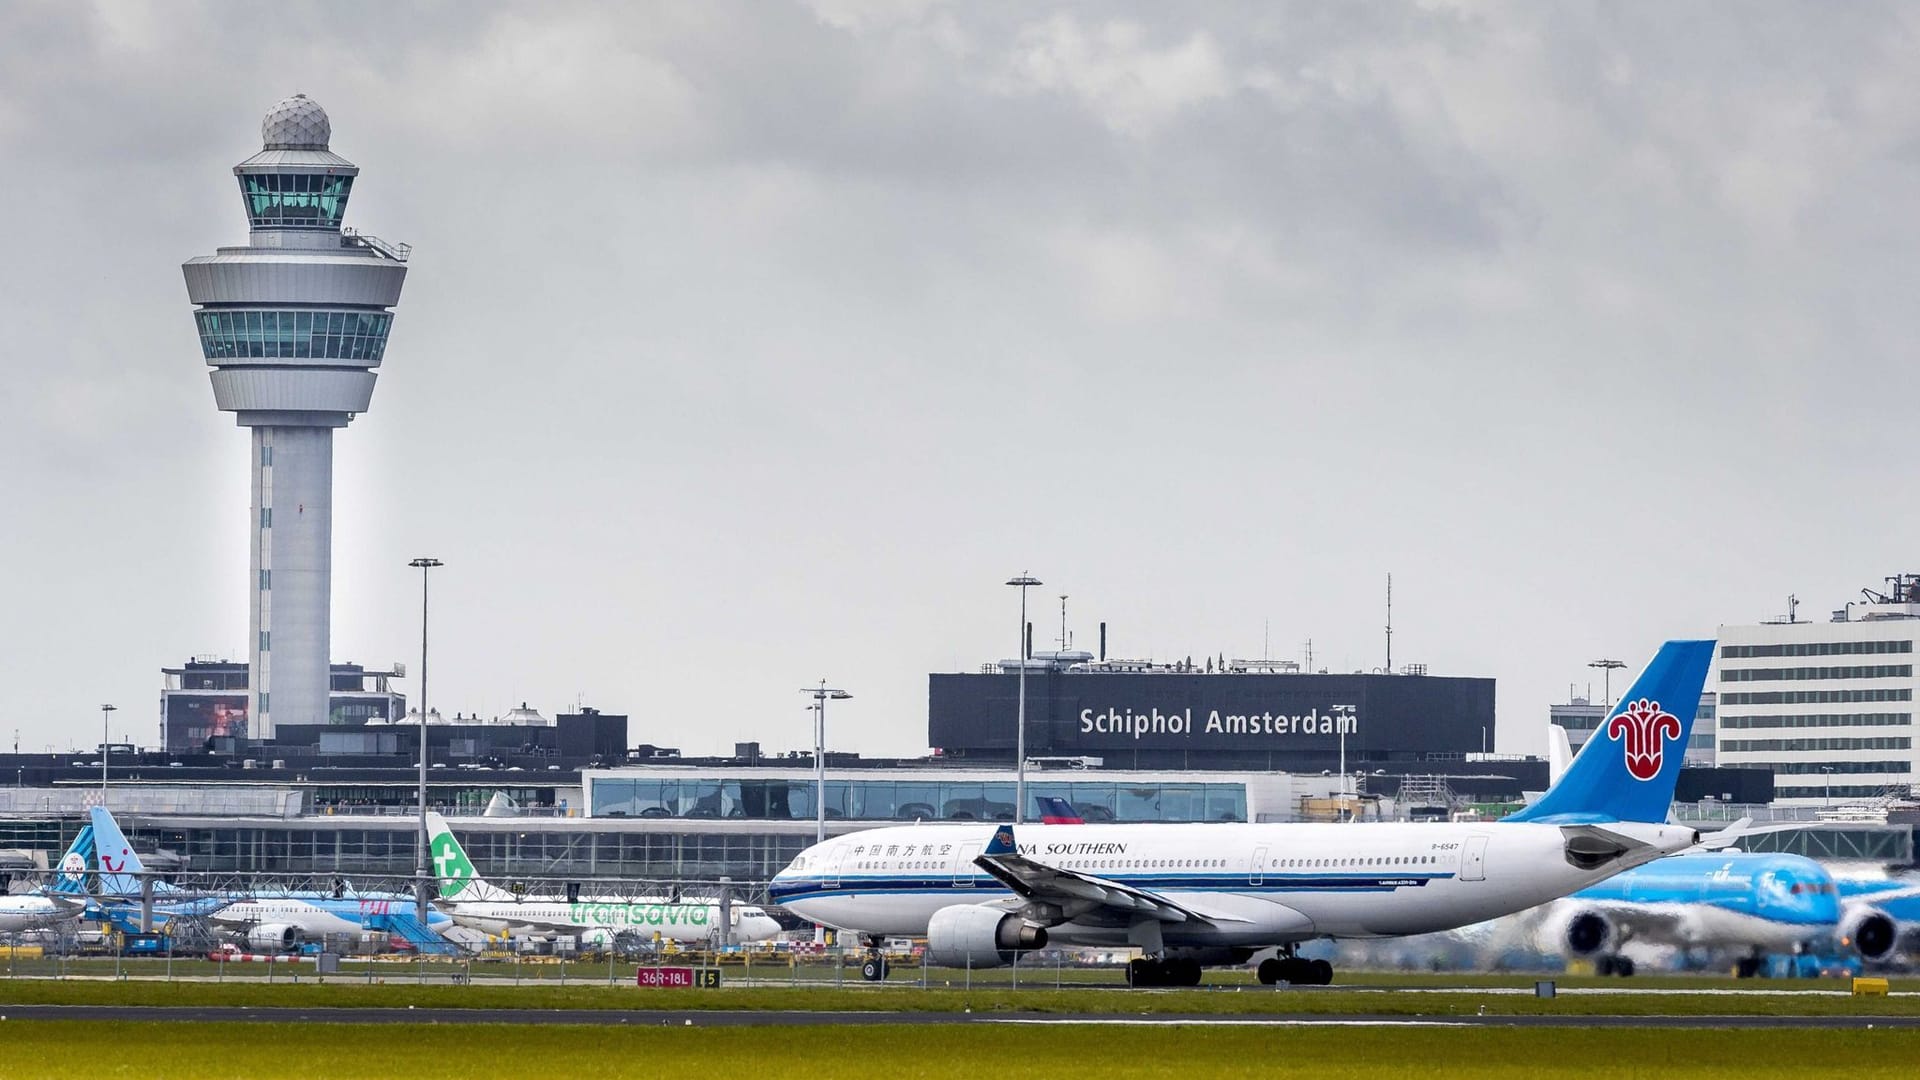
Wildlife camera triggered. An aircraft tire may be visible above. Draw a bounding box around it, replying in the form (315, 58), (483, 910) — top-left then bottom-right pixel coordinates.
(1173, 959), (1202, 987)
(1256, 958), (1283, 985)
(1595, 955), (1616, 976)
(860, 958), (888, 981)
(1735, 957), (1758, 979)
(1126, 958), (1161, 988)
(1307, 959), (1333, 986)
(1613, 956), (1635, 978)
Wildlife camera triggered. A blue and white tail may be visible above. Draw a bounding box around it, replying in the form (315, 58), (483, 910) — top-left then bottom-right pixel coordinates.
(89, 806), (147, 896)
(1506, 639), (1714, 825)
(47, 824), (97, 896)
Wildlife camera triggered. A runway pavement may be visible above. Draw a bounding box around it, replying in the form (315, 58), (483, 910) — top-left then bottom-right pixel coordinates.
(3, 1005), (1917, 1029)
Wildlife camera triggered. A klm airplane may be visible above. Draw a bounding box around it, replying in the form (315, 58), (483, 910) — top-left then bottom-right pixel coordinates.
(1531, 851), (1888, 976)
(0, 823), (94, 933)
(84, 807), (451, 951)
(773, 639), (1713, 987)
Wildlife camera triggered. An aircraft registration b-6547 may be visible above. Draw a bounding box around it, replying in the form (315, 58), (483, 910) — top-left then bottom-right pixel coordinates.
(771, 639), (1715, 987)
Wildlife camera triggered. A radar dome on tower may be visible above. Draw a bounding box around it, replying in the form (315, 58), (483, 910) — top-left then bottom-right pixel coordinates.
(261, 93), (331, 150)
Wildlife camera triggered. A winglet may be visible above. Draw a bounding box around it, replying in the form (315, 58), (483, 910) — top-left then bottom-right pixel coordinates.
(984, 824), (1018, 856)
(1037, 797), (1084, 825)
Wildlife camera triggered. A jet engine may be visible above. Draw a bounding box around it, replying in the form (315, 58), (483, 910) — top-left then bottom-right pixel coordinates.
(1840, 906), (1897, 962)
(925, 905), (1047, 968)
(1539, 907), (1615, 958)
(246, 924), (302, 952)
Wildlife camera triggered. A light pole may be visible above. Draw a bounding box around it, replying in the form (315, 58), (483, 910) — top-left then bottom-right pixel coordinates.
(1822, 766), (1834, 807)
(99, 704), (116, 803)
(1588, 659), (1626, 707)
(1006, 574), (1042, 823)
(408, 556), (442, 923)
(800, 682), (852, 845)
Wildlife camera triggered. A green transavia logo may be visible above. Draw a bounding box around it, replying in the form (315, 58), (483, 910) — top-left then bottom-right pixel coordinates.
(431, 833), (477, 898)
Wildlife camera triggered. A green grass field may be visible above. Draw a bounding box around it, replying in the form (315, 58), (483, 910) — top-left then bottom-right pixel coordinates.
(3, 1022), (1918, 1080)
(3, 976), (1918, 1017)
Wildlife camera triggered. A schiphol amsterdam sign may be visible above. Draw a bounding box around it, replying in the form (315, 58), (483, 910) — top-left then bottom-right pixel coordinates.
(1077, 703), (1358, 742)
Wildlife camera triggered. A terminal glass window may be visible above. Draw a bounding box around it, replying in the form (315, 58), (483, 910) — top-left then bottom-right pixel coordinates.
(239, 172), (353, 228)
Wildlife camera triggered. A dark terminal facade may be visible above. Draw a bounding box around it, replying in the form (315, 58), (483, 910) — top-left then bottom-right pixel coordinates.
(929, 653), (1497, 772)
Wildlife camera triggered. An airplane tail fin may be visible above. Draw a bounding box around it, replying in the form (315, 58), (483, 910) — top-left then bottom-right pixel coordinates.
(88, 807), (146, 895)
(1505, 639), (1713, 825)
(984, 823), (1018, 856)
(47, 824), (96, 895)
(425, 812), (515, 902)
(1547, 724), (1574, 787)
(1036, 797), (1084, 825)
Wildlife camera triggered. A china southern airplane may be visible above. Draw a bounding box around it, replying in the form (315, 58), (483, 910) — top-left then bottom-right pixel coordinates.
(425, 812), (783, 944)
(771, 639), (1713, 987)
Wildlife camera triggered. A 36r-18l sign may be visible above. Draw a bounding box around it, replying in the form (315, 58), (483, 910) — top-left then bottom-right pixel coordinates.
(636, 968), (720, 989)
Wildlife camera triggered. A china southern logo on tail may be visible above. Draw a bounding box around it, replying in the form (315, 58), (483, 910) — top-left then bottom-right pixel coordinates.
(1607, 698), (1682, 782)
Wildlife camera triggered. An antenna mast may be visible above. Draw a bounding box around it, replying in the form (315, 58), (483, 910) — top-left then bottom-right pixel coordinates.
(1385, 573), (1393, 673)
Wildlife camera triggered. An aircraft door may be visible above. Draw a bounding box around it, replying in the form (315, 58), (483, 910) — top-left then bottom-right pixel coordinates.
(953, 842), (982, 887)
(1461, 836), (1488, 882)
(1250, 845), (1269, 886)
(825, 844), (846, 888)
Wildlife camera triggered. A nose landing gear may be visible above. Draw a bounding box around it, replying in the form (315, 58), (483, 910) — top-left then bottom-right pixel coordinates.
(858, 935), (890, 981)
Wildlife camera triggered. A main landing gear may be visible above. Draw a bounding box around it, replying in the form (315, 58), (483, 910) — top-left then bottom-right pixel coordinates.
(858, 936), (890, 981)
(1256, 951), (1333, 986)
(1594, 954), (1636, 977)
(1127, 956), (1203, 988)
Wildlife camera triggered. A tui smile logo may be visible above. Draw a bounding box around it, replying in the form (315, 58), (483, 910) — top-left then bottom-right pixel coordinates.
(1606, 698), (1682, 782)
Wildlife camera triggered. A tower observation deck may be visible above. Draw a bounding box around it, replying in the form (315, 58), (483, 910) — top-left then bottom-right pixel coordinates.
(182, 95), (410, 739)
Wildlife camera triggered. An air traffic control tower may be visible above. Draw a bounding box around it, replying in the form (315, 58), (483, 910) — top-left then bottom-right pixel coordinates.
(182, 95), (410, 739)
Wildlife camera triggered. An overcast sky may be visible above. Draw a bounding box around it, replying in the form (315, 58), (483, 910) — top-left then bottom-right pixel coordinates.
(5, 1), (1918, 758)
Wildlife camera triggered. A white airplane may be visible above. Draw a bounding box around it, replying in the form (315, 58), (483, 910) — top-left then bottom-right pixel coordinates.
(0, 894), (85, 934)
(771, 639), (1714, 986)
(0, 821), (96, 933)
(424, 813), (783, 944)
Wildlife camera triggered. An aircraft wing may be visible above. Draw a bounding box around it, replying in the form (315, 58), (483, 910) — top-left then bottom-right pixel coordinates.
(973, 828), (1252, 925)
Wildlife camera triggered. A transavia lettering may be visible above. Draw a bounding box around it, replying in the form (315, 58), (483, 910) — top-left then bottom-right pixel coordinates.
(1079, 706), (1358, 740)
(566, 902), (711, 928)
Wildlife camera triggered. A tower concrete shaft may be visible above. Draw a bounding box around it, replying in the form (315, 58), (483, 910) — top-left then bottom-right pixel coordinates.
(183, 95), (409, 739)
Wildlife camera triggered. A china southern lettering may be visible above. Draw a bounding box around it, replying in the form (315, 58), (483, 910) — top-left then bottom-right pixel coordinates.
(1079, 707), (1356, 739)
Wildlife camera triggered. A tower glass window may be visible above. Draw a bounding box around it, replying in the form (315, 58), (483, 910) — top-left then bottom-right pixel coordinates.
(237, 172), (354, 229)
(195, 310), (393, 362)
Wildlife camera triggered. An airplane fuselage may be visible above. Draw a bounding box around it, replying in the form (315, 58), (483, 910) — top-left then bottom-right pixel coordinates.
(772, 820), (1697, 948)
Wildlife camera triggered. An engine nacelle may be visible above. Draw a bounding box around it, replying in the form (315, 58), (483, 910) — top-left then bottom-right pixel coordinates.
(925, 905), (1048, 968)
(1538, 907), (1614, 958)
(246, 924), (301, 952)
(1841, 906), (1897, 961)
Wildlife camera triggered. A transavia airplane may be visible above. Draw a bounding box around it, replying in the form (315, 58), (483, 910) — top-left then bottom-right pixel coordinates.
(771, 639), (1714, 987)
(0, 824), (93, 933)
(425, 813), (783, 944)
(1529, 851), (1901, 976)
(82, 808), (451, 951)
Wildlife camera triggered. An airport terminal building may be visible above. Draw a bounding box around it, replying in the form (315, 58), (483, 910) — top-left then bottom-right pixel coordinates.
(928, 651), (1496, 772)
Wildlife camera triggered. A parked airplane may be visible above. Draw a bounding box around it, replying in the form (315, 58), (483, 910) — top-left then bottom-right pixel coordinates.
(771, 639), (1713, 987)
(424, 812), (783, 944)
(0, 824), (94, 933)
(1528, 851), (1890, 976)
(84, 807), (449, 950)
